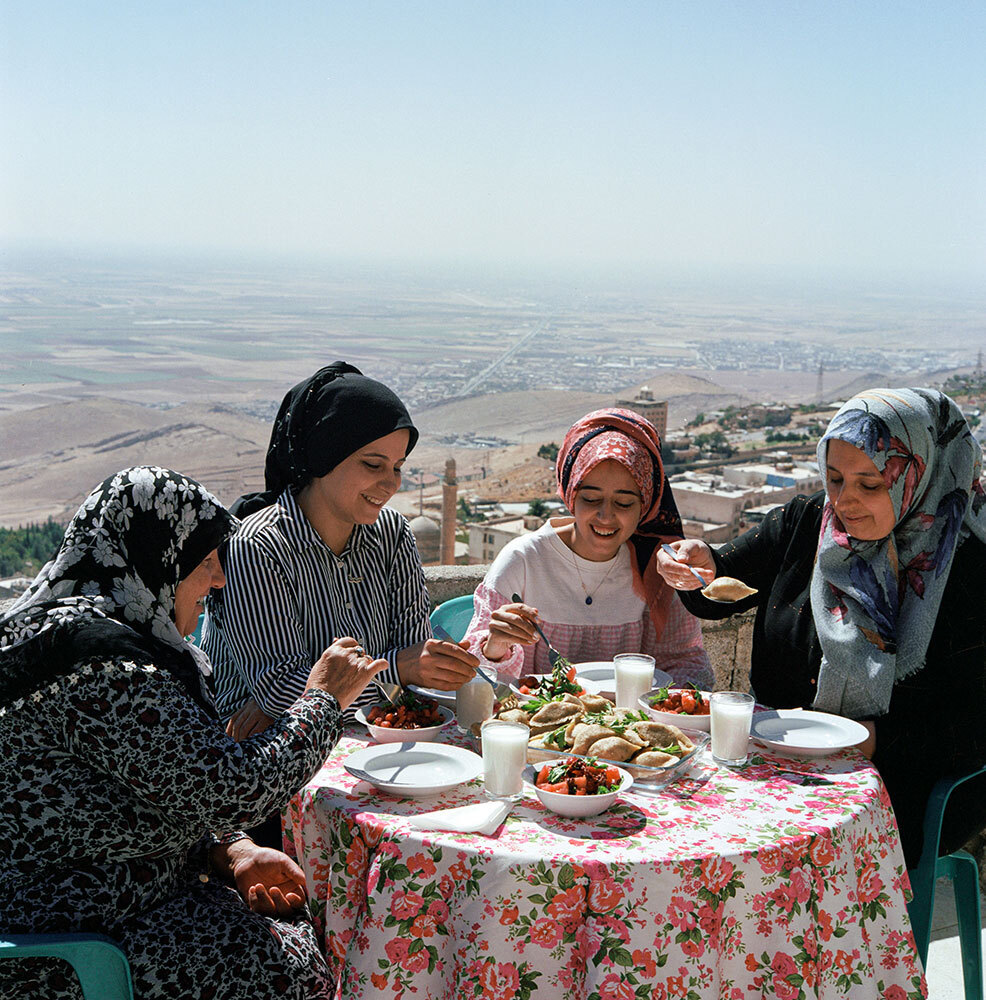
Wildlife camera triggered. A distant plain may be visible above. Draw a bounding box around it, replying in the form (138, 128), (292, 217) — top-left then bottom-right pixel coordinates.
(1, 251), (982, 527)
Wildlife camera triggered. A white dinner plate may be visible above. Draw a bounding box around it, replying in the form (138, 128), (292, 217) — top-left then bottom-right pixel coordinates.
(344, 742), (484, 796)
(573, 662), (673, 699)
(751, 709), (869, 757)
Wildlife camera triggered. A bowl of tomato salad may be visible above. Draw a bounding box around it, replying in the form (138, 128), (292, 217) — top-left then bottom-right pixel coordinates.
(525, 756), (633, 817)
(639, 685), (712, 731)
(355, 695), (453, 744)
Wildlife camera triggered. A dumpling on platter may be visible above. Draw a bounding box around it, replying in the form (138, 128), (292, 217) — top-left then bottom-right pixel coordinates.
(528, 701), (584, 736)
(701, 577), (758, 602)
(583, 736), (640, 763)
(578, 692), (612, 714)
(498, 708), (531, 725)
(570, 723), (619, 756)
(633, 750), (677, 768)
(630, 721), (694, 753)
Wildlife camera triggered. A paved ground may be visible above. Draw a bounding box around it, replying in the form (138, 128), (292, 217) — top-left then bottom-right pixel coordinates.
(926, 877), (985, 998)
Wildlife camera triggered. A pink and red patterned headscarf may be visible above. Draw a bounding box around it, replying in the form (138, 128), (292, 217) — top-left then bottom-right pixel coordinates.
(556, 408), (684, 637)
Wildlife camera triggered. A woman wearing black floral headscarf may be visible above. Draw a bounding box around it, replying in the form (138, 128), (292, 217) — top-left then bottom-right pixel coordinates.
(0, 467), (383, 999)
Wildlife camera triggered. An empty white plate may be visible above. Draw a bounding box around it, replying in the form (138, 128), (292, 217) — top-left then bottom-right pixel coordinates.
(574, 662), (673, 699)
(345, 742), (484, 796)
(752, 710), (869, 757)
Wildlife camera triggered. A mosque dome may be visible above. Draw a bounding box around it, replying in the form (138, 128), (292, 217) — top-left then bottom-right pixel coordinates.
(409, 515), (441, 564)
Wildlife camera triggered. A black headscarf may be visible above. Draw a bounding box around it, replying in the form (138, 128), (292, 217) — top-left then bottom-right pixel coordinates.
(231, 362), (419, 518)
(0, 467), (237, 715)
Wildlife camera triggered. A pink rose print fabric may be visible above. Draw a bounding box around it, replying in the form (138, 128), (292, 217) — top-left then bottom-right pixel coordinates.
(285, 730), (926, 1000)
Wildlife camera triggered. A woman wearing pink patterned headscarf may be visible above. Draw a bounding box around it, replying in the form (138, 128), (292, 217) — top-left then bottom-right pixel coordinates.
(462, 409), (711, 687)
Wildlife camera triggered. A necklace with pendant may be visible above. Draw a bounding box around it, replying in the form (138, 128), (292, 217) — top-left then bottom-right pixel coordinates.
(568, 544), (619, 606)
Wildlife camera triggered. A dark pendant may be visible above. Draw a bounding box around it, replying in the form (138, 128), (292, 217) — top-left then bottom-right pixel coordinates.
(585, 596), (592, 605)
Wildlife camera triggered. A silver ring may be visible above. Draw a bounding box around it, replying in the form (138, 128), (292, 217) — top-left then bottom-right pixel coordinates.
(354, 645), (366, 657)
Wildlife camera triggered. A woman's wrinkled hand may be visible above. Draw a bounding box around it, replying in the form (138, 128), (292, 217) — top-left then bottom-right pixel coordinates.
(397, 638), (479, 691)
(655, 539), (716, 591)
(484, 602), (539, 662)
(213, 839), (308, 918)
(305, 637), (388, 710)
(225, 698), (277, 741)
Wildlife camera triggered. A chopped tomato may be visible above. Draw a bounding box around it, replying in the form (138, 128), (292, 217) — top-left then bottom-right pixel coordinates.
(519, 685), (531, 695)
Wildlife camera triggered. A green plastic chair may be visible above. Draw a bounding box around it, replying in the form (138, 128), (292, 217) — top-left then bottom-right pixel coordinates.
(907, 768), (985, 999)
(429, 595), (475, 642)
(0, 933), (134, 999)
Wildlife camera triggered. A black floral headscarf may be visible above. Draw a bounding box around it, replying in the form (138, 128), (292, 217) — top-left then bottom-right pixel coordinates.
(231, 361), (419, 517)
(0, 467), (237, 713)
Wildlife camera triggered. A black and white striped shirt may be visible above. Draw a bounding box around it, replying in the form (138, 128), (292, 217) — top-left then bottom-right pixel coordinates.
(202, 490), (431, 720)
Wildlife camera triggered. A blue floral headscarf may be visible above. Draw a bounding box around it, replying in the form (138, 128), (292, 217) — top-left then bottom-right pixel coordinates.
(811, 388), (986, 718)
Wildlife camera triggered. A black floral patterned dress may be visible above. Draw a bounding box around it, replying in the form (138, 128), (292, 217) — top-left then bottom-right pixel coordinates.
(0, 468), (343, 999)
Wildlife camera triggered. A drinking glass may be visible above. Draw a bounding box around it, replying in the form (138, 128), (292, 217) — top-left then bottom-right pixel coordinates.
(613, 653), (656, 709)
(481, 720), (528, 801)
(710, 691), (755, 766)
(456, 671), (495, 734)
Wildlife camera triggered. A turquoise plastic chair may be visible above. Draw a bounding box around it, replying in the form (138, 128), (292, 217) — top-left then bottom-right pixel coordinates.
(430, 595), (475, 642)
(907, 767), (985, 999)
(0, 933), (134, 999)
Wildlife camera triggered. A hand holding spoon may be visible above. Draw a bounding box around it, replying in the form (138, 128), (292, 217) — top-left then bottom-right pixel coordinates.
(660, 543), (758, 604)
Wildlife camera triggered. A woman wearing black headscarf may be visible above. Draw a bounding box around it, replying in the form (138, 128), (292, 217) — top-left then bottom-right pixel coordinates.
(203, 363), (478, 743)
(0, 467), (384, 999)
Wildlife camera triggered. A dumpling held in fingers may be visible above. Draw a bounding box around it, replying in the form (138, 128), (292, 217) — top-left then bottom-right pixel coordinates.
(701, 576), (758, 601)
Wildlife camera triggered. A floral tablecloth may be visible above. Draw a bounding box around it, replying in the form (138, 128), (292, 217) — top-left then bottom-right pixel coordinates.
(285, 729), (927, 1000)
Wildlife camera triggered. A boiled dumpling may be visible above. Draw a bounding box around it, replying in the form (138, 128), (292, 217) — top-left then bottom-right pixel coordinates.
(701, 576), (758, 601)
(630, 721), (694, 753)
(584, 736), (640, 762)
(633, 749), (677, 768)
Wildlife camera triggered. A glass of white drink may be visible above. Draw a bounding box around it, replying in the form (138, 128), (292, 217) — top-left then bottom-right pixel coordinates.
(613, 653), (656, 709)
(710, 691), (755, 766)
(481, 720), (528, 801)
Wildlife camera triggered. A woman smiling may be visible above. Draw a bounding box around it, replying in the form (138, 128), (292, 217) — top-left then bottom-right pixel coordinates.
(659, 387), (986, 865)
(204, 363), (478, 742)
(462, 408), (711, 687)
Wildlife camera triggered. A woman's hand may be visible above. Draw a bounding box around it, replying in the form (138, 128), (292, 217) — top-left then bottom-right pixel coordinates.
(655, 539), (716, 591)
(483, 602), (539, 662)
(211, 839), (308, 918)
(397, 638), (479, 691)
(226, 699), (277, 741)
(305, 637), (388, 709)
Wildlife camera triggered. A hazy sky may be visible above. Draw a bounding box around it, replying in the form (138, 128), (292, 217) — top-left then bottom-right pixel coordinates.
(2, 1), (984, 280)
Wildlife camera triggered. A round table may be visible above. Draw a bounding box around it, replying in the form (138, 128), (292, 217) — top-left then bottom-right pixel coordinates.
(285, 728), (927, 999)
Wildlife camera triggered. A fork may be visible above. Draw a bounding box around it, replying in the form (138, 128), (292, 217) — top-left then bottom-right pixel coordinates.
(510, 593), (566, 669)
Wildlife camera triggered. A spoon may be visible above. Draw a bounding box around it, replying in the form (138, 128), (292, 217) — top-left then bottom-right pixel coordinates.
(510, 593), (567, 669)
(431, 621), (498, 690)
(660, 543), (710, 587)
(660, 543), (757, 604)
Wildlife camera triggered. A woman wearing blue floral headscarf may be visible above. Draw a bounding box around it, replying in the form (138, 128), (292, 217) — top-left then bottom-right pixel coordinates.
(657, 388), (986, 866)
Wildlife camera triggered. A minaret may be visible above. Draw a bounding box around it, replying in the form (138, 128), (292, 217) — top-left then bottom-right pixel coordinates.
(441, 458), (457, 565)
